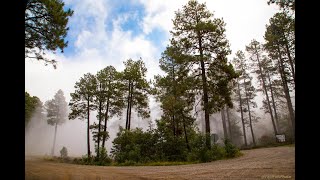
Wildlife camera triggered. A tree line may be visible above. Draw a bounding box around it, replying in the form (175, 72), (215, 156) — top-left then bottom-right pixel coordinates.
(25, 0), (295, 164)
(68, 0), (295, 162)
(68, 59), (151, 158)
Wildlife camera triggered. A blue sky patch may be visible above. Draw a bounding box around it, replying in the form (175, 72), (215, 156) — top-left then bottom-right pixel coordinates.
(61, 0), (152, 58)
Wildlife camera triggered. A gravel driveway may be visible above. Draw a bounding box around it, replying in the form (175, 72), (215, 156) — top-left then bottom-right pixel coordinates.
(25, 146), (295, 180)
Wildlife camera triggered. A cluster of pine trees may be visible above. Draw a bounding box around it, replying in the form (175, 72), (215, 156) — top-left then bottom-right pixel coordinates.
(68, 0), (295, 162)
(69, 59), (151, 158)
(26, 0), (295, 164)
(215, 1), (295, 147)
(233, 1), (295, 146)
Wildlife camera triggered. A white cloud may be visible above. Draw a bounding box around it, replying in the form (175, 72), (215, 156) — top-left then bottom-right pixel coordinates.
(75, 30), (93, 49)
(138, 0), (279, 58)
(26, 1), (279, 103)
(139, 0), (185, 35)
(25, 0), (162, 101)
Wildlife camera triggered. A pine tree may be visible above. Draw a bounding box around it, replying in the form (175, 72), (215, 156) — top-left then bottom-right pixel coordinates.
(246, 40), (278, 138)
(265, 12), (295, 85)
(267, 0), (295, 11)
(232, 51), (258, 147)
(264, 13), (295, 140)
(94, 66), (125, 157)
(154, 42), (196, 151)
(259, 56), (286, 133)
(121, 59), (150, 130)
(234, 77), (247, 146)
(25, 0), (74, 68)
(69, 73), (97, 158)
(25, 92), (43, 127)
(171, 0), (234, 148)
(45, 89), (68, 156)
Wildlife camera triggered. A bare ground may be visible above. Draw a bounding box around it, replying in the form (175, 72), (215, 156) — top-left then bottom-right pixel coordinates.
(25, 146), (295, 180)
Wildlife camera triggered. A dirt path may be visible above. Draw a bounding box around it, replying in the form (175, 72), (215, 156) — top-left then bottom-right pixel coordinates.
(25, 146), (295, 180)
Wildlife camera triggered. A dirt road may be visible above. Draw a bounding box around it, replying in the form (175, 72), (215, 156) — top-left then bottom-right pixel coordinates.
(25, 146), (295, 180)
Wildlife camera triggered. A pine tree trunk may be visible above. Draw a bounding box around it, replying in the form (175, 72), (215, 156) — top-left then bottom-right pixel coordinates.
(221, 107), (228, 140)
(125, 81), (131, 130)
(87, 98), (91, 158)
(242, 76), (256, 147)
(182, 114), (190, 151)
(97, 94), (102, 159)
(247, 109), (256, 147)
(237, 79), (247, 146)
(102, 97), (109, 149)
(245, 96), (256, 147)
(172, 114), (176, 136)
(128, 82), (133, 130)
(51, 122), (58, 156)
(277, 46), (295, 141)
(172, 66), (176, 137)
(254, 46), (278, 136)
(226, 106), (232, 142)
(267, 70), (280, 132)
(198, 35), (210, 148)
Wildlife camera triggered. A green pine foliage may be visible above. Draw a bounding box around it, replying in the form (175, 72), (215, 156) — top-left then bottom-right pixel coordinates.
(25, 0), (74, 68)
(170, 0), (237, 148)
(25, 92), (43, 127)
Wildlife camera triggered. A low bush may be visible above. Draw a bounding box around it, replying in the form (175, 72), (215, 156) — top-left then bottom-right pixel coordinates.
(60, 146), (68, 159)
(224, 139), (240, 158)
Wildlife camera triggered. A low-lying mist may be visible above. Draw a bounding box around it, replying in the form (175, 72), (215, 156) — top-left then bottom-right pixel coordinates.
(25, 98), (161, 158)
(25, 94), (275, 158)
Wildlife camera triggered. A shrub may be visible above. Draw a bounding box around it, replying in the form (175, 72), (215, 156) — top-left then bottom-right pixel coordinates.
(60, 146), (68, 159)
(258, 134), (277, 146)
(111, 127), (158, 163)
(199, 148), (212, 162)
(122, 160), (137, 166)
(211, 144), (226, 160)
(95, 147), (112, 166)
(73, 158), (80, 164)
(110, 126), (242, 165)
(78, 155), (94, 165)
(224, 139), (240, 158)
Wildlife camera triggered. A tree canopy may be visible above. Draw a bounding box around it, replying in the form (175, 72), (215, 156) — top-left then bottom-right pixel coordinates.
(25, 92), (43, 127)
(25, 0), (73, 68)
(45, 89), (68, 126)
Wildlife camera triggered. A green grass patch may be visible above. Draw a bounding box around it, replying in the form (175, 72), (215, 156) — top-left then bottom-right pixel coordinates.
(44, 153), (244, 167)
(114, 161), (199, 166)
(42, 156), (55, 161)
(42, 156), (73, 163)
(283, 143), (295, 147)
(240, 142), (295, 150)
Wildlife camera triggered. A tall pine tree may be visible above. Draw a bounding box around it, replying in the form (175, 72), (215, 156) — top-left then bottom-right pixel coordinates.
(171, 0), (234, 148)
(121, 59), (150, 130)
(45, 89), (68, 156)
(69, 73), (97, 158)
